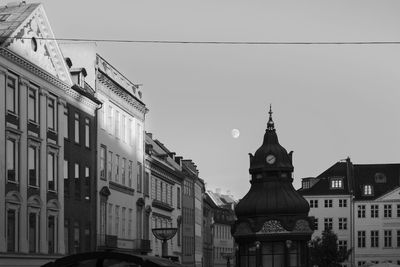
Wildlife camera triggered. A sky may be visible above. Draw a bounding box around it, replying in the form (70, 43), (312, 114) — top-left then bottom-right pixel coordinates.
(33, 0), (400, 199)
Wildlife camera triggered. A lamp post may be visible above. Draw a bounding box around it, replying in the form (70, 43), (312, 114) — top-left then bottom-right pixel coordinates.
(221, 252), (235, 267)
(152, 227), (177, 258)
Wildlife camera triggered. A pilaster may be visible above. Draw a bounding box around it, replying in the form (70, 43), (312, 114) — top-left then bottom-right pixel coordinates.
(39, 87), (48, 253)
(18, 77), (29, 253)
(0, 66), (7, 252)
(57, 97), (66, 254)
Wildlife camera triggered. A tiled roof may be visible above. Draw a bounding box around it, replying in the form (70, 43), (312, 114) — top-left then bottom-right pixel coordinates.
(0, 2), (39, 45)
(298, 161), (400, 200)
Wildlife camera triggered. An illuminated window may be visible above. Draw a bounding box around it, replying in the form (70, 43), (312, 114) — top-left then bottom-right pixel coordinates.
(363, 185), (373, 196)
(330, 177), (343, 189)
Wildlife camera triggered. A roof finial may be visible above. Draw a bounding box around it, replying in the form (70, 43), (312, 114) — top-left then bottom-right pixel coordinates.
(267, 104), (275, 130)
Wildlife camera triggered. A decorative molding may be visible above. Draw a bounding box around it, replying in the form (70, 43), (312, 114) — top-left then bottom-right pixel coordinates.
(293, 219), (312, 232)
(0, 48), (70, 91)
(136, 197), (145, 207)
(57, 97), (67, 106)
(65, 87), (99, 111)
(109, 181), (135, 196)
(19, 77), (30, 86)
(258, 220), (288, 233)
(152, 212), (172, 221)
(39, 87), (49, 97)
(99, 186), (111, 197)
(152, 199), (174, 212)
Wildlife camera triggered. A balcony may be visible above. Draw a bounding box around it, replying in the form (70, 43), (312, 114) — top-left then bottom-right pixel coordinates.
(152, 199), (174, 212)
(132, 239), (151, 253)
(97, 234), (118, 249)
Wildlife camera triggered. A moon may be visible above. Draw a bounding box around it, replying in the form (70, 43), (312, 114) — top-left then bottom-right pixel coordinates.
(231, 129), (240, 139)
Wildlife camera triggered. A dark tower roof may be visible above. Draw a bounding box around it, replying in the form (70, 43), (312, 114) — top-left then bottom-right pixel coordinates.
(235, 106), (309, 219)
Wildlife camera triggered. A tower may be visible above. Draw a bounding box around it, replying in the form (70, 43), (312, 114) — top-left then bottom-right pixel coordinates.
(232, 106), (314, 267)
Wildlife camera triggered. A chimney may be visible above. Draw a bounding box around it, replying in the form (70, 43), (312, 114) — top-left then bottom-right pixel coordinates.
(145, 144), (153, 155)
(346, 157), (354, 193)
(289, 151), (293, 164)
(168, 152), (176, 160)
(146, 132), (153, 139)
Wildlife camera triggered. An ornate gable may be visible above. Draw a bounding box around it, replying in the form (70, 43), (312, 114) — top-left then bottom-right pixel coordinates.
(376, 187), (400, 202)
(3, 4), (72, 85)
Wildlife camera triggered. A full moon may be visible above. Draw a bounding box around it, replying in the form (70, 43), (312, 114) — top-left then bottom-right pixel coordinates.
(231, 129), (240, 139)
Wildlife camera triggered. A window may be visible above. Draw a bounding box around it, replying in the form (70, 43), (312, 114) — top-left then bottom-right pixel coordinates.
(177, 187), (181, 209)
(358, 261), (366, 266)
(7, 73), (18, 114)
(339, 218), (347, 230)
(74, 113), (80, 143)
(108, 203), (113, 235)
(374, 172), (387, 183)
(357, 231), (366, 248)
(363, 185), (373, 196)
(28, 212), (39, 253)
(115, 110), (120, 138)
(84, 118), (90, 147)
(73, 221), (80, 253)
(330, 178), (343, 189)
(48, 215), (57, 253)
(339, 199), (347, 208)
(28, 86), (38, 123)
(384, 204), (392, 218)
(128, 209), (133, 239)
(28, 145), (39, 187)
(63, 107), (68, 139)
(137, 162), (142, 192)
(397, 204), (400, 218)
(397, 230), (400, 247)
(310, 199), (318, 208)
(115, 206), (120, 237)
(48, 151), (57, 191)
(371, 205), (379, 218)
(122, 207), (126, 238)
(115, 154), (120, 182)
(7, 208), (19, 252)
(47, 97), (56, 131)
(384, 230), (392, 247)
(338, 240), (347, 251)
(121, 158), (126, 185)
(121, 115), (126, 142)
(324, 199), (333, 208)
(108, 151), (113, 180)
(128, 119), (133, 146)
(314, 218), (318, 230)
(64, 160), (69, 197)
(128, 161), (133, 187)
(358, 205), (366, 218)
(108, 105), (113, 133)
(324, 218), (333, 230)
(7, 138), (18, 182)
(100, 146), (106, 180)
(371, 230), (379, 247)
(75, 163), (79, 179)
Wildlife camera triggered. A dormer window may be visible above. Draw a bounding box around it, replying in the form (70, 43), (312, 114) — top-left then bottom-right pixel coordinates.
(363, 185), (373, 196)
(374, 173), (387, 183)
(330, 177), (343, 189)
(302, 180), (310, 189)
(70, 68), (87, 88)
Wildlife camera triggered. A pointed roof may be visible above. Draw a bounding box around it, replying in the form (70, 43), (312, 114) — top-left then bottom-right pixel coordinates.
(249, 106), (293, 173)
(0, 2), (72, 85)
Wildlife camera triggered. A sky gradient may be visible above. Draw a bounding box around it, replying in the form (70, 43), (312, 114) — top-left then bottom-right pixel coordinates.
(33, 0), (400, 198)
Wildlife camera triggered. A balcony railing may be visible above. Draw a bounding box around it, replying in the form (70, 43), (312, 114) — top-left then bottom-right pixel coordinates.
(132, 239), (151, 252)
(97, 234), (117, 248)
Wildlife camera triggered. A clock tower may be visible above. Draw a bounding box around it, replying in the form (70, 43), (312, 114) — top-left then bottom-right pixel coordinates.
(232, 106), (314, 267)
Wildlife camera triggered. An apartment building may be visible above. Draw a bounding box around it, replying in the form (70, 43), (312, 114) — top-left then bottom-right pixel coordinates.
(60, 43), (147, 253)
(299, 158), (400, 266)
(145, 133), (183, 260)
(0, 2), (98, 265)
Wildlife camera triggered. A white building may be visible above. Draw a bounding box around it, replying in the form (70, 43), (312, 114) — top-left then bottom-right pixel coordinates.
(60, 43), (148, 253)
(299, 158), (400, 267)
(0, 2), (97, 266)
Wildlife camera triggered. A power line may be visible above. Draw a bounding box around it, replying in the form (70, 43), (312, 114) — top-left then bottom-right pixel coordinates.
(6, 37), (400, 45)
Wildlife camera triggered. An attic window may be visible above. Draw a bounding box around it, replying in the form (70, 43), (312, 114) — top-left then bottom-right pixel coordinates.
(330, 177), (343, 189)
(363, 185), (373, 196)
(0, 14), (10, 22)
(31, 37), (37, 52)
(374, 172), (387, 183)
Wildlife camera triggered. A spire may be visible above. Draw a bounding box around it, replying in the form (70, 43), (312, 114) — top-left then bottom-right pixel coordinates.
(267, 104), (275, 130)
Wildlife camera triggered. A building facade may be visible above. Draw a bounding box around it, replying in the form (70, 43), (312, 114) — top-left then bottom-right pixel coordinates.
(60, 44), (148, 253)
(299, 159), (400, 266)
(181, 160), (204, 267)
(0, 2), (94, 266)
(145, 133), (183, 260)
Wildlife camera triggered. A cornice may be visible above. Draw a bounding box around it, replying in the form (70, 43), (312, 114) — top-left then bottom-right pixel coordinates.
(0, 48), (70, 92)
(149, 160), (183, 184)
(97, 71), (147, 115)
(19, 77), (30, 87)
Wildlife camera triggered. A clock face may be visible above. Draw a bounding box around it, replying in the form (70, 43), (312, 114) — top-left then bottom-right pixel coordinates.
(266, 154), (276, 164)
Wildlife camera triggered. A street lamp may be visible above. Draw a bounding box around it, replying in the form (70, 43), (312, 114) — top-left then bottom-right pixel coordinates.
(152, 227), (177, 258)
(220, 252), (235, 267)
